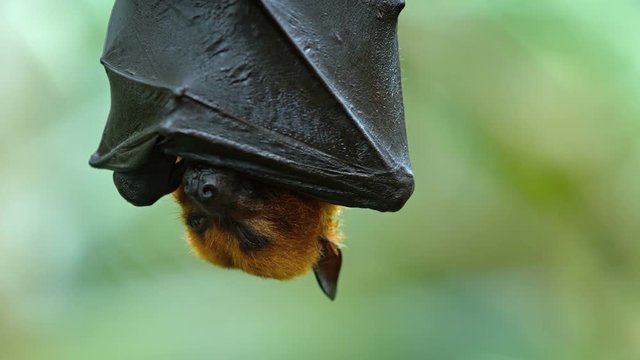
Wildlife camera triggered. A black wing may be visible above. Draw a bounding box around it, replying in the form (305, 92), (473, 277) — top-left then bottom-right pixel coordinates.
(90, 0), (413, 211)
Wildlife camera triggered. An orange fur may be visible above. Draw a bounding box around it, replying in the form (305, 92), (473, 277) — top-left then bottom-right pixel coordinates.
(174, 184), (342, 280)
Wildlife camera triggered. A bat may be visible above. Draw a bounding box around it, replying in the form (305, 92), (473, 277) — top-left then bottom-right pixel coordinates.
(90, 0), (413, 299)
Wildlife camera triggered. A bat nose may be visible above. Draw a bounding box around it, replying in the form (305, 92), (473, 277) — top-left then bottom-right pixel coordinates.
(183, 167), (223, 207)
(198, 179), (217, 200)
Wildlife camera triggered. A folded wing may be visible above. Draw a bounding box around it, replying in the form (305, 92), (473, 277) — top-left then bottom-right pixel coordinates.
(91, 0), (413, 211)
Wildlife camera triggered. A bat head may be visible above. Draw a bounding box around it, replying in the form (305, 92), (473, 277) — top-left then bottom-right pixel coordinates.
(174, 164), (343, 299)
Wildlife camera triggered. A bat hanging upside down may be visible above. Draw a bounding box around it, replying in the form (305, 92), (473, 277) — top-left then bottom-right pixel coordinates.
(93, 0), (413, 301)
(173, 164), (344, 299)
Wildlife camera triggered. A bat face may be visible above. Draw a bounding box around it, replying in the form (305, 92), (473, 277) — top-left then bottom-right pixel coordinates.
(174, 165), (342, 290)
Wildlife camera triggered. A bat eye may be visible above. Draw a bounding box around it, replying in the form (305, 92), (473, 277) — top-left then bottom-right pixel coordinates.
(233, 223), (270, 251)
(187, 213), (209, 234)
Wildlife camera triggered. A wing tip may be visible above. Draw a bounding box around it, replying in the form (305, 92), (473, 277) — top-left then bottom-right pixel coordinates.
(370, 167), (414, 212)
(377, 0), (405, 15)
(88, 152), (102, 168)
(387, 171), (415, 212)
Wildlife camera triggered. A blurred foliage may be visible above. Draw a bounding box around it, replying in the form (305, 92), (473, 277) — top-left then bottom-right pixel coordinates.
(2, 1), (640, 359)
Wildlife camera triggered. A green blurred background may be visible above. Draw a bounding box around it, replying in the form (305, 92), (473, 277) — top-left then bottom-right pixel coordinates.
(2, 1), (640, 359)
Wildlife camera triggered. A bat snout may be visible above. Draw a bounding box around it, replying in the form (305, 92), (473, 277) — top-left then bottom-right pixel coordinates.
(195, 179), (218, 201)
(183, 166), (231, 213)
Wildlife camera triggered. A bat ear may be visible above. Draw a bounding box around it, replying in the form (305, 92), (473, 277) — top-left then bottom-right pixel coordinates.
(313, 239), (342, 301)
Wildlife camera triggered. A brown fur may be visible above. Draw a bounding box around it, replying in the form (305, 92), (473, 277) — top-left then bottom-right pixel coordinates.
(174, 184), (342, 279)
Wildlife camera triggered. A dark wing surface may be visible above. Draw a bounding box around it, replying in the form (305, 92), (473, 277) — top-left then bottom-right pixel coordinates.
(90, 0), (413, 211)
